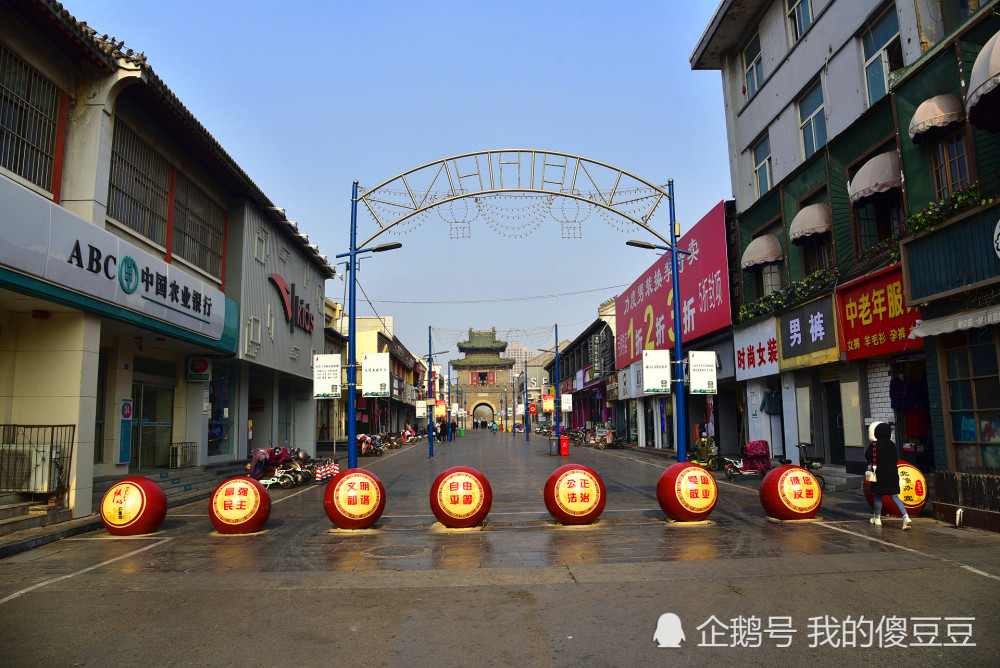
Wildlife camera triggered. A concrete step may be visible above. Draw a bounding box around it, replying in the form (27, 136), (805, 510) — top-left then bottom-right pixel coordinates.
(823, 471), (864, 493)
(0, 501), (34, 521)
(91, 463), (249, 508)
(0, 508), (74, 538)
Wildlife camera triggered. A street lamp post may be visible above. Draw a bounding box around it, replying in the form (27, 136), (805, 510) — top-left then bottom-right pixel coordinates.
(426, 325), (449, 459)
(337, 180), (403, 470)
(447, 361), (453, 443)
(624, 180), (692, 462)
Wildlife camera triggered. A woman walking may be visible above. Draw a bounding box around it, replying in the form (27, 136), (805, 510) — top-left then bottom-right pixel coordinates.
(865, 422), (912, 530)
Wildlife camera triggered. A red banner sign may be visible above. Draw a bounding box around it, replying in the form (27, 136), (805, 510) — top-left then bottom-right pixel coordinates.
(614, 201), (731, 370)
(835, 265), (922, 360)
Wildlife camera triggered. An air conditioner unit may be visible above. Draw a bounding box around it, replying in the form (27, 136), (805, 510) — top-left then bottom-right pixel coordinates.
(0, 444), (57, 493)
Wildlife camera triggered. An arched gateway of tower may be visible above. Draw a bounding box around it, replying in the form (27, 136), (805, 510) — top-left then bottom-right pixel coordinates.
(451, 328), (516, 426)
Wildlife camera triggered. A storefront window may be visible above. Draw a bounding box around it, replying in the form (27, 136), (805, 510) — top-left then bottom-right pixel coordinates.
(208, 364), (235, 457)
(943, 329), (1000, 470)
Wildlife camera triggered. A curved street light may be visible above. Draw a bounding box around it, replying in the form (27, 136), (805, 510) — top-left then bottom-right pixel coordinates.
(623, 180), (691, 462)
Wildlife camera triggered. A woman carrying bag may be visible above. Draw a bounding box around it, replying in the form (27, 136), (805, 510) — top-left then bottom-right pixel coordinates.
(864, 422), (912, 530)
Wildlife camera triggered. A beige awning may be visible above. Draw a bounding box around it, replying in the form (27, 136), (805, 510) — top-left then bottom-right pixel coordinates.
(967, 28), (1000, 132)
(788, 203), (832, 243)
(848, 151), (903, 204)
(741, 234), (783, 269)
(908, 94), (965, 141)
(909, 304), (1000, 339)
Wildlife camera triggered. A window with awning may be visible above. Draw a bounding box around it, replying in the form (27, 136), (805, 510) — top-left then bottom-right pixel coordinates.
(966, 28), (1000, 132)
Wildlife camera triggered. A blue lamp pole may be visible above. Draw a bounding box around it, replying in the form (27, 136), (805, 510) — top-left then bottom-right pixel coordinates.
(554, 324), (561, 437)
(625, 180), (692, 462)
(426, 326), (449, 458)
(337, 180), (402, 470)
(447, 361), (453, 443)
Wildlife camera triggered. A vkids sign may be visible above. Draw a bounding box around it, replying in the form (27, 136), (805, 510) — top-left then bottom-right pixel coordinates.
(615, 201), (731, 370)
(836, 264), (922, 360)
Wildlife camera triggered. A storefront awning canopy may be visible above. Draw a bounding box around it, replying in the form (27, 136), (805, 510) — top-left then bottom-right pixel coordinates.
(908, 94), (965, 141)
(909, 304), (1000, 339)
(740, 234), (783, 269)
(848, 151), (903, 204)
(967, 28), (1000, 132)
(788, 203), (832, 243)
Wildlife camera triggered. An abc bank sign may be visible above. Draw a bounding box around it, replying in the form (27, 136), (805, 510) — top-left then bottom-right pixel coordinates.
(0, 180), (225, 340)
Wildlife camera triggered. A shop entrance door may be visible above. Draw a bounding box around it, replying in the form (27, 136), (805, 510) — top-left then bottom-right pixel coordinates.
(130, 382), (175, 471)
(823, 381), (845, 464)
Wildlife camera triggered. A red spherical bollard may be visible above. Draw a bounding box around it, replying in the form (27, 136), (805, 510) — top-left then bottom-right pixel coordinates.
(656, 463), (718, 521)
(429, 466), (492, 528)
(759, 465), (822, 520)
(209, 477), (271, 534)
(100, 477), (168, 535)
(863, 462), (927, 516)
(544, 464), (607, 525)
(323, 469), (386, 529)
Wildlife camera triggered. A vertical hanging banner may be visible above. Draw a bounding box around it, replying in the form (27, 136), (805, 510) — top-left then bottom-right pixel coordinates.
(642, 349), (672, 394)
(435, 400), (447, 418)
(361, 353), (390, 397)
(416, 400), (427, 418)
(615, 201), (732, 370)
(313, 354), (342, 398)
(561, 394), (573, 412)
(542, 394), (555, 412)
(688, 351), (718, 394)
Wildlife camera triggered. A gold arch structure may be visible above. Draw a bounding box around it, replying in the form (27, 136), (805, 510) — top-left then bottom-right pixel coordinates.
(355, 149), (675, 249)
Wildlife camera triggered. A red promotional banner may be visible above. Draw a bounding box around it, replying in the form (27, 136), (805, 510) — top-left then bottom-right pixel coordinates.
(836, 264), (922, 360)
(614, 201), (731, 370)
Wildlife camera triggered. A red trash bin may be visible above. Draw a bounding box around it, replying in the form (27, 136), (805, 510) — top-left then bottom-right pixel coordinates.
(560, 435), (569, 455)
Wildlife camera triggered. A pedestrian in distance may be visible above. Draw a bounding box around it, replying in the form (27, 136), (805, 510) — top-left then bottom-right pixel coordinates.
(865, 422), (912, 530)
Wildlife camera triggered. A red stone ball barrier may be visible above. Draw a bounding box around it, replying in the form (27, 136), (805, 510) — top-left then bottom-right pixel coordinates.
(863, 462), (927, 516)
(100, 476), (168, 535)
(544, 464), (607, 525)
(209, 477), (271, 534)
(759, 465), (822, 520)
(323, 469), (386, 529)
(656, 463), (718, 521)
(429, 466), (492, 528)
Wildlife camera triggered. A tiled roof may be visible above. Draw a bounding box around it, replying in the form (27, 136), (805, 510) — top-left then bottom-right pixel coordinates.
(457, 329), (507, 352)
(451, 354), (515, 368)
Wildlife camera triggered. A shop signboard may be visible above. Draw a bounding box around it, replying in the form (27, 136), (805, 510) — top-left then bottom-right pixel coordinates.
(614, 201), (732, 370)
(543, 395), (555, 412)
(836, 264), (923, 360)
(779, 296), (840, 369)
(689, 351), (717, 394)
(313, 354), (341, 398)
(361, 353), (390, 397)
(1, 179), (227, 340)
(734, 318), (779, 381)
(186, 357), (212, 382)
(642, 349), (672, 394)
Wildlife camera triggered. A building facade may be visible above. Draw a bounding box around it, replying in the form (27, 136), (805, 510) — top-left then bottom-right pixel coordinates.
(0, 0), (333, 517)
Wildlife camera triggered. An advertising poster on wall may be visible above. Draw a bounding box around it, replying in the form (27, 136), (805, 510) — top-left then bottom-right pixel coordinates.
(614, 201), (732, 370)
(642, 349), (672, 394)
(361, 353), (390, 397)
(836, 264), (922, 359)
(313, 354), (342, 398)
(689, 351), (718, 394)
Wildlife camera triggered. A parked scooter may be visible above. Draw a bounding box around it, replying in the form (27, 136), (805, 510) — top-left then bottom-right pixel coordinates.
(723, 440), (772, 481)
(795, 443), (826, 490)
(687, 433), (720, 471)
(357, 434), (385, 457)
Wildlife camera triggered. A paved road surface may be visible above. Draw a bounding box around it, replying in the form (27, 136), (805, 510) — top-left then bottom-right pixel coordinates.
(1, 431), (997, 666)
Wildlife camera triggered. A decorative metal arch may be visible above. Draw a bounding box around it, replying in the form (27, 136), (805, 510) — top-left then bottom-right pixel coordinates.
(356, 149), (674, 249)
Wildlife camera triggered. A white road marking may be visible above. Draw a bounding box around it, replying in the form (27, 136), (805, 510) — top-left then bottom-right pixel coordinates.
(815, 521), (1000, 582)
(0, 538), (172, 605)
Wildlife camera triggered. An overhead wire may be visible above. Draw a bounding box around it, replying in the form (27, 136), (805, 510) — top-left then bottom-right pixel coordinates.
(369, 284), (627, 305)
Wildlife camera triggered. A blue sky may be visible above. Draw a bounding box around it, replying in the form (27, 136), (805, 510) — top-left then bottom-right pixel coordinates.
(65, 0), (730, 363)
